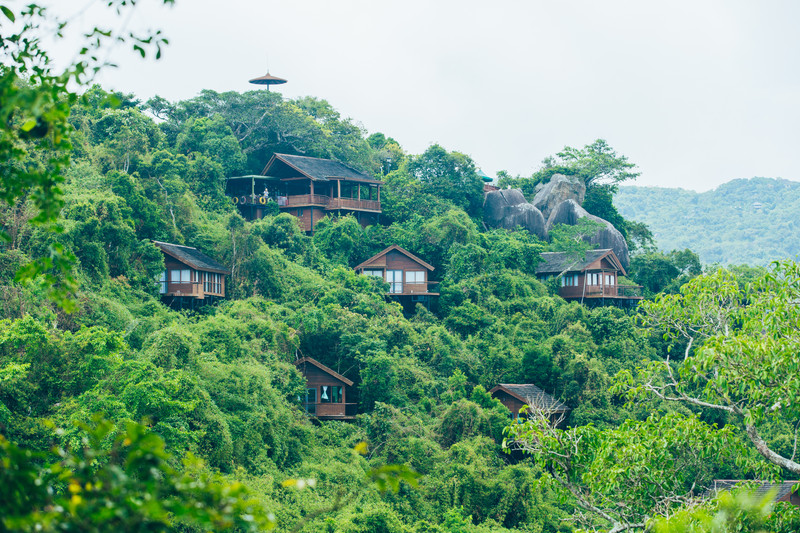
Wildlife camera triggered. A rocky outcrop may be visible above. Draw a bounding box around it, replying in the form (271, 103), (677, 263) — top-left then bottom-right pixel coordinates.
(483, 189), (548, 240)
(531, 174), (585, 220)
(545, 199), (630, 268)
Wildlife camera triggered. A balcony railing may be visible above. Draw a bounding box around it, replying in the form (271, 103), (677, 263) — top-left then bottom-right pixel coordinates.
(559, 284), (642, 299)
(166, 281), (202, 298)
(326, 198), (381, 212)
(230, 194), (381, 213)
(301, 402), (357, 418)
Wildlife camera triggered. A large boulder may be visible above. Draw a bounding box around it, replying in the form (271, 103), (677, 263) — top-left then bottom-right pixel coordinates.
(545, 199), (630, 269)
(532, 174), (586, 220)
(483, 188), (548, 240)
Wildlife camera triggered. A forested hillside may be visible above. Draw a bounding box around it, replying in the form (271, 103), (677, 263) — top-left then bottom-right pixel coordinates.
(3, 8), (800, 528)
(614, 178), (800, 265)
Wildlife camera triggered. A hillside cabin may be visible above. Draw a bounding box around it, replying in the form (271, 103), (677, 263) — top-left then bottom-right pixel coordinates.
(354, 245), (439, 313)
(705, 480), (800, 507)
(536, 249), (642, 307)
(226, 153), (382, 232)
(154, 241), (230, 309)
(295, 357), (356, 420)
(490, 384), (570, 426)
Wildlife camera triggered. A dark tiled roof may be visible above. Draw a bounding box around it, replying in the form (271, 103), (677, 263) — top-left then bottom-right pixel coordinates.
(492, 384), (569, 412)
(263, 153), (379, 183)
(706, 480), (799, 502)
(153, 241), (230, 275)
(535, 249), (616, 275)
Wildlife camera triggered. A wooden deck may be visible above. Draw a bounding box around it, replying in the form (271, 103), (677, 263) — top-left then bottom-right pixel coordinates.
(233, 194), (381, 213)
(559, 285), (643, 300)
(302, 402), (357, 419)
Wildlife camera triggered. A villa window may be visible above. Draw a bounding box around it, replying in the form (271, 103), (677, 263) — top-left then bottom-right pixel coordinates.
(405, 270), (425, 285)
(385, 270), (403, 293)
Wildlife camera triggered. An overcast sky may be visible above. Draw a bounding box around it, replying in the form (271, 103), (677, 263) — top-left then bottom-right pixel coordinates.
(49, 0), (800, 191)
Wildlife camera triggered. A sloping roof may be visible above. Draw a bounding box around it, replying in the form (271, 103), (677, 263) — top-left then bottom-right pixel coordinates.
(536, 249), (625, 276)
(705, 480), (799, 502)
(261, 153), (381, 183)
(153, 241), (230, 275)
(490, 384), (570, 413)
(294, 357), (354, 386)
(353, 245), (435, 272)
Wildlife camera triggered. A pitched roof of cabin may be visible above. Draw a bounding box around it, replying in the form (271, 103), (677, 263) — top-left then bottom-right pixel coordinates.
(153, 241), (230, 275)
(294, 357), (354, 386)
(261, 153), (381, 184)
(489, 384), (570, 413)
(536, 249), (626, 276)
(704, 480), (799, 502)
(353, 245), (435, 272)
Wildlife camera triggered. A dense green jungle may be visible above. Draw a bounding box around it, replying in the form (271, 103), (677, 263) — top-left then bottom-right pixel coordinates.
(614, 179), (800, 266)
(3, 8), (800, 530)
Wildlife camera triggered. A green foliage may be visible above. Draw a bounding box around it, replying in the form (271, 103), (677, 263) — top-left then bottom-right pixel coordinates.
(628, 248), (702, 296)
(615, 177), (800, 265)
(0, 417), (274, 531)
(407, 145), (484, 217)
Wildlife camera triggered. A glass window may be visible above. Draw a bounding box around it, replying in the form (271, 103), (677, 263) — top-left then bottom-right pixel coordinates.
(330, 386), (343, 403)
(363, 269), (383, 278)
(320, 385), (332, 403)
(181, 269), (190, 283)
(170, 269), (180, 283)
(304, 388), (316, 415)
(385, 270), (403, 294)
(158, 271), (167, 294)
(405, 270), (425, 284)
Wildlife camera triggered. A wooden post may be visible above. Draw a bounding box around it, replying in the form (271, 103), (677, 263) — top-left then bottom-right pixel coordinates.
(337, 180), (341, 199)
(357, 183), (361, 201)
(310, 179), (314, 197)
(377, 185), (381, 203)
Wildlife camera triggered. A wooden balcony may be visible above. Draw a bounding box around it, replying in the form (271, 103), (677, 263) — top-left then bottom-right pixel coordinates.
(389, 281), (440, 296)
(326, 198), (381, 213)
(230, 194), (381, 213)
(166, 281), (202, 298)
(559, 284), (642, 300)
(301, 402), (357, 419)
(283, 194), (331, 207)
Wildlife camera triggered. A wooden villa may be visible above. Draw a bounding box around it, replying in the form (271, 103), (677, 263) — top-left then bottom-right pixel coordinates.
(154, 241), (230, 309)
(354, 245), (439, 312)
(705, 480), (800, 507)
(225, 153), (382, 232)
(536, 249), (642, 307)
(490, 384), (570, 426)
(294, 357), (356, 420)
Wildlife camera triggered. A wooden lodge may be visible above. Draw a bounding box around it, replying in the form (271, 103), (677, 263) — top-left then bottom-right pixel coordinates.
(535, 249), (642, 307)
(294, 357), (356, 420)
(225, 153), (382, 232)
(705, 480), (800, 507)
(354, 245), (439, 312)
(154, 241), (230, 309)
(490, 384), (570, 426)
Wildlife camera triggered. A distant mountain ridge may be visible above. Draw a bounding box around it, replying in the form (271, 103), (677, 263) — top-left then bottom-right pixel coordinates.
(614, 177), (800, 265)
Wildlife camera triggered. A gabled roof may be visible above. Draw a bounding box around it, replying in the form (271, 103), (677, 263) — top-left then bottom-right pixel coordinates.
(261, 153), (382, 184)
(705, 480), (799, 503)
(353, 245), (435, 272)
(153, 241), (230, 275)
(490, 384), (570, 413)
(294, 357), (354, 386)
(536, 249), (626, 276)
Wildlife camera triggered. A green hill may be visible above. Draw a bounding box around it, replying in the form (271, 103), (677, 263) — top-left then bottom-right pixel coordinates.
(614, 177), (800, 265)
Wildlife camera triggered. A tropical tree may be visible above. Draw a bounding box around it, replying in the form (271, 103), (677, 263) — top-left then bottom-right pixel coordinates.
(0, 0), (172, 309)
